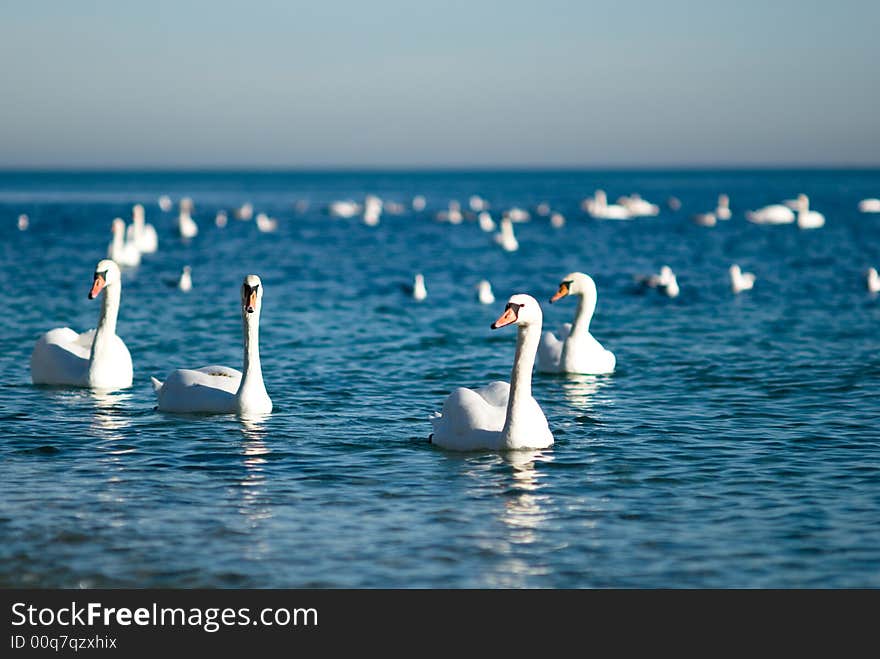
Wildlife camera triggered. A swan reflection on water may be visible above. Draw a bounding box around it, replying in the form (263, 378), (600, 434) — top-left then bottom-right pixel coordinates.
(560, 373), (609, 409)
(237, 414), (274, 556)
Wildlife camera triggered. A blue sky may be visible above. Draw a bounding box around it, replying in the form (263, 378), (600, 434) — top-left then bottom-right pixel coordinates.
(1, 0), (878, 167)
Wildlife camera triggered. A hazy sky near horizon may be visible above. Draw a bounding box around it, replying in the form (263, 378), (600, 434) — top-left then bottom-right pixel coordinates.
(1, 0), (878, 167)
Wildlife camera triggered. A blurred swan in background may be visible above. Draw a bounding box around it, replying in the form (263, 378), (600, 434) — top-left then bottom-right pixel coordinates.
(637, 265), (679, 298)
(108, 217), (141, 267)
(158, 195), (172, 212)
(537, 272), (616, 375)
(716, 194), (732, 220)
(478, 211), (496, 232)
(17, 214), (29, 230)
(692, 212), (717, 227)
(126, 204), (158, 253)
(795, 194), (825, 229)
(746, 203), (794, 225)
(178, 265), (192, 292)
(867, 267), (880, 294)
(550, 212), (565, 228)
(177, 198), (198, 238)
(619, 193), (660, 217)
(584, 190), (632, 220)
(858, 198), (880, 213)
(494, 217), (519, 251)
(729, 264), (755, 294)
(256, 213), (278, 233)
(430, 294), (553, 451)
(476, 279), (495, 305)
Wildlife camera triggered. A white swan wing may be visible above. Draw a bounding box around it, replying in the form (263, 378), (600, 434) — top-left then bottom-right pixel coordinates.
(537, 327), (567, 373)
(563, 331), (616, 374)
(430, 383), (509, 450)
(153, 364), (242, 413)
(30, 327), (92, 386)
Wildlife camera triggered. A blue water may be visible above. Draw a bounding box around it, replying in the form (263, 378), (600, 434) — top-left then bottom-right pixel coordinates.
(1, 169), (879, 588)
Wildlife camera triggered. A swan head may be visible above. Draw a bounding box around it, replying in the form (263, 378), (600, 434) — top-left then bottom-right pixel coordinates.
(550, 272), (596, 303)
(730, 264), (741, 276)
(133, 204), (145, 221)
(111, 217), (126, 234)
(241, 275), (263, 315)
(89, 259), (121, 299)
(491, 294), (542, 329)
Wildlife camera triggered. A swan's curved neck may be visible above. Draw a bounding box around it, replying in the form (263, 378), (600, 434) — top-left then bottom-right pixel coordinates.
(570, 292), (596, 335)
(90, 282), (121, 361)
(502, 321), (541, 442)
(237, 308), (268, 402)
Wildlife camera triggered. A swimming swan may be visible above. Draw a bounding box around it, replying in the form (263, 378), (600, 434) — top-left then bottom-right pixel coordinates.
(430, 294), (554, 451)
(537, 272), (616, 375)
(30, 259), (133, 390)
(729, 264), (756, 294)
(151, 275), (272, 416)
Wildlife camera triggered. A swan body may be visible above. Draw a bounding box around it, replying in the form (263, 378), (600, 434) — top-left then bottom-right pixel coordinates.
(585, 190), (632, 220)
(692, 212), (717, 227)
(867, 267), (880, 294)
(478, 211), (496, 232)
(716, 194), (732, 220)
(795, 194), (825, 229)
(17, 214), (29, 230)
(108, 217), (141, 267)
(158, 195), (172, 212)
(476, 279), (495, 305)
(412, 195), (427, 212)
(505, 207), (530, 223)
(550, 212), (565, 228)
(30, 260), (133, 390)
(436, 201), (463, 224)
(363, 195), (382, 226)
(178, 265), (192, 292)
(638, 265), (679, 297)
(537, 272), (616, 375)
(619, 194), (660, 217)
(412, 273), (427, 301)
(746, 204), (795, 224)
(430, 294), (553, 451)
(729, 264), (755, 294)
(215, 210), (228, 227)
(494, 217), (519, 251)
(858, 198), (880, 213)
(255, 213), (278, 233)
(127, 204), (158, 253)
(152, 275), (272, 416)
(177, 211), (198, 238)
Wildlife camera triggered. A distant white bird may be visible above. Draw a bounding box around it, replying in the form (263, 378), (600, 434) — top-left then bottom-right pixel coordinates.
(436, 201), (463, 224)
(363, 194), (382, 226)
(158, 195), (172, 212)
(412, 273), (427, 301)
(619, 194), (660, 217)
(215, 210), (228, 227)
(476, 279), (495, 305)
(126, 204), (158, 253)
(716, 194), (732, 220)
(412, 195), (427, 212)
(795, 194), (825, 229)
(729, 264), (756, 294)
(692, 212), (717, 227)
(469, 195), (487, 212)
(505, 207), (530, 223)
(746, 204), (795, 225)
(535, 202), (551, 217)
(329, 200), (361, 218)
(478, 211), (496, 232)
(867, 267), (880, 294)
(17, 214), (29, 230)
(584, 190), (632, 220)
(637, 265), (679, 298)
(550, 212), (565, 228)
(178, 265), (193, 292)
(494, 217), (519, 252)
(108, 217), (141, 267)
(667, 196), (682, 211)
(236, 202), (254, 221)
(255, 213), (278, 233)
(177, 210), (198, 238)
(858, 198), (880, 213)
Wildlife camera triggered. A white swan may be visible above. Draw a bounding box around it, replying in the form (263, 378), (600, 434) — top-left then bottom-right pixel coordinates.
(729, 264), (755, 294)
(867, 267), (880, 294)
(550, 212), (565, 228)
(746, 204), (794, 224)
(215, 210), (228, 227)
(430, 294), (553, 451)
(151, 275), (272, 416)
(158, 195), (173, 212)
(363, 194), (382, 226)
(476, 279), (495, 305)
(537, 272), (616, 375)
(412, 273), (427, 301)
(858, 198), (880, 213)
(412, 195), (427, 212)
(126, 204), (158, 253)
(31, 259), (133, 390)
(619, 194), (660, 217)
(638, 265), (679, 297)
(107, 217), (141, 267)
(585, 190), (632, 220)
(17, 214), (29, 230)
(494, 217), (519, 252)
(795, 194), (825, 229)
(478, 211), (496, 232)
(716, 194), (732, 220)
(177, 210), (198, 238)
(255, 213), (278, 233)
(692, 212), (717, 227)
(178, 265), (192, 292)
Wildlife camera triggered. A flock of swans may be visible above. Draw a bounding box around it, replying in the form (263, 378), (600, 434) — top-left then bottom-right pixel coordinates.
(24, 185), (880, 453)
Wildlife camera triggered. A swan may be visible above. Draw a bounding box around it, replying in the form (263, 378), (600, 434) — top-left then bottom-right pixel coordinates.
(151, 275), (272, 416)
(867, 267), (880, 294)
(17, 214), (29, 230)
(411, 273), (427, 301)
(692, 212), (717, 227)
(746, 204), (794, 224)
(126, 204), (158, 253)
(494, 217), (519, 252)
(363, 195), (382, 226)
(215, 210), (228, 227)
(436, 201), (463, 224)
(535, 202), (551, 217)
(476, 279), (495, 305)
(619, 194), (660, 217)
(637, 265), (679, 297)
(31, 259), (133, 390)
(412, 195), (427, 212)
(178, 265), (192, 292)
(858, 198), (880, 213)
(255, 213), (278, 233)
(158, 195), (173, 212)
(729, 264), (755, 294)
(236, 202), (254, 221)
(585, 190), (632, 220)
(716, 194), (732, 220)
(505, 207), (530, 223)
(177, 209), (198, 238)
(469, 195), (488, 212)
(107, 217), (141, 267)
(537, 272), (616, 375)
(430, 294), (553, 451)
(795, 194), (825, 229)
(478, 211), (496, 232)
(550, 212), (565, 228)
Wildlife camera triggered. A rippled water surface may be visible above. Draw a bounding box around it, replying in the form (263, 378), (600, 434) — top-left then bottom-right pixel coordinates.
(2, 169), (879, 587)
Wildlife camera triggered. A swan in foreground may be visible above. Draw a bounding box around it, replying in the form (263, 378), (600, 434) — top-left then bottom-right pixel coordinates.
(859, 198), (880, 213)
(729, 264), (755, 294)
(867, 267), (880, 294)
(178, 265), (192, 292)
(31, 259), (133, 390)
(430, 294), (553, 451)
(537, 272), (616, 375)
(151, 275), (272, 416)
(795, 194), (825, 229)
(476, 279), (495, 305)
(746, 203), (794, 225)
(716, 194), (732, 220)
(126, 204), (158, 253)
(108, 217), (141, 267)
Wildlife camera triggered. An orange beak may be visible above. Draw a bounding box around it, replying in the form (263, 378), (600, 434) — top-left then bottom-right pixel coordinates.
(245, 289), (258, 313)
(550, 283), (569, 303)
(491, 306), (518, 329)
(88, 274), (106, 299)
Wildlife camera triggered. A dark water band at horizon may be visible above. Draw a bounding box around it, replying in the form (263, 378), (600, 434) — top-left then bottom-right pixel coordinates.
(1, 168), (879, 587)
